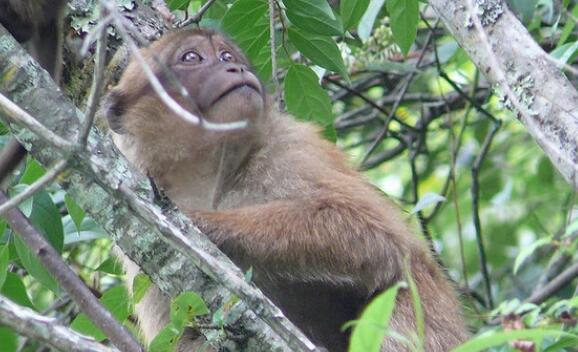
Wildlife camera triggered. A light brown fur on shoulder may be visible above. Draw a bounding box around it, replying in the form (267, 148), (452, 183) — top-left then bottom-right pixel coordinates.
(105, 28), (469, 351)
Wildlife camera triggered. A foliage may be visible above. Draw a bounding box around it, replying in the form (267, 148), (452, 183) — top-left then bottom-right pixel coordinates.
(1, 0), (578, 351)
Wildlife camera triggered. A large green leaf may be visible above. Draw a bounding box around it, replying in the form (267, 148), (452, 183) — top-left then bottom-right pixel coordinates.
(0, 244), (8, 289)
(149, 324), (182, 352)
(341, 0), (370, 29)
(358, 0), (385, 41)
(1, 273), (35, 309)
(222, 0), (271, 80)
(452, 329), (577, 352)
(71, 285), (131, 341)
(287, 27), (348, 79)
(0, 327), (17, 352)
(13, 235), (59, 294)
(349, 283), (405, 352)
(386, 0), (419, 55)
(284, 65), (336, 141)
(283, 0), (343, 36)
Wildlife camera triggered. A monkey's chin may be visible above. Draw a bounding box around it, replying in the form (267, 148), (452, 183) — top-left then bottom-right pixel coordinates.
(205, 88), (264, 124)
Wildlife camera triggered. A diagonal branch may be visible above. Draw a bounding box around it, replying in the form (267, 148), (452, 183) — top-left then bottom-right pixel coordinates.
(0, 295), (118, 352)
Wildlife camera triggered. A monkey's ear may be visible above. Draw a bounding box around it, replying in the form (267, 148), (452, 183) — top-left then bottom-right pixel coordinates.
(102, 90), (127, 134)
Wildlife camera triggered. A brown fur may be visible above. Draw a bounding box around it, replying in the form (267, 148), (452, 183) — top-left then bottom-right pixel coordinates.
(106, 29), (469, 351)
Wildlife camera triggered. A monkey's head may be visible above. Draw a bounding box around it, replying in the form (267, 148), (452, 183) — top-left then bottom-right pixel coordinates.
(104, 29), (266, 164)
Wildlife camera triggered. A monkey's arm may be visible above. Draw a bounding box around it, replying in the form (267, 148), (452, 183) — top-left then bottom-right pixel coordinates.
(188, 195), (405, 293)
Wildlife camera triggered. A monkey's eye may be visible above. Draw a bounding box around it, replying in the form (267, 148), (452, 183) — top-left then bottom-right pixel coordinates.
(219, 51), (235, 62)
(181, 51), (203, 64)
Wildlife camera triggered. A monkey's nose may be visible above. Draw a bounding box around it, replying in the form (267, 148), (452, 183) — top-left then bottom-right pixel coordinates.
(225, 64), (246, 73)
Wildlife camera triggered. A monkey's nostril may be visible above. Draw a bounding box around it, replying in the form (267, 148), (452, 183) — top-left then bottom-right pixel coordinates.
(226, 65), (246, 73)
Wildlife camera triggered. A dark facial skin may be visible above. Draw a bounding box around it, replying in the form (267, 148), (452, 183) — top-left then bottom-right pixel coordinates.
(169, 34), (263, 117)
(106, 29), (266, 134)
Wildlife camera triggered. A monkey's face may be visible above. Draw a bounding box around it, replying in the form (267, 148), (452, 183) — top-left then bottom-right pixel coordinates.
(104, 29), (266, 152)
(171, 34), (265, 124)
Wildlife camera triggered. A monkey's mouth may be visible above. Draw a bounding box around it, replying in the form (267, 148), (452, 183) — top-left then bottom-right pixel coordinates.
(212, 81), (261, 105)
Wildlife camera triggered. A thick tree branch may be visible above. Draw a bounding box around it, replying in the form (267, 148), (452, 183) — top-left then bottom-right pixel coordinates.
(0, 295), (117, 352)
(429, 0), (578, 189)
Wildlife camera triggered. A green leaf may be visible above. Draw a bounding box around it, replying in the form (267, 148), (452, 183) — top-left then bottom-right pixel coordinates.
(10, 184), (33, 217)
(63, 216), (107, 246)
(559, 5), (578, 46)
(451, 329), (577, 352)
(96, 257), (123, 276)
(349, 282), (405, 352)
(283, 0), (343, 36)
(170, 292), (209, 328)
(222, 0), (268, 43)
(386, 0), (419, 55)
(222, 0), (271, 80)
(551, 41), (578, 65)
(149, 324), (182, 352)
(0, 327), (18, 352)
(167, 0), (191, 10)
(19, 159), (45, 185)
(0, 244), (9, 289)
(133, 273), (152, 304)
(29, 190), (64, 253)
(358, 0), (385, 41)
(341, 0), (370, 29)
(284, 65), (336, 141)
(513, 237), (552, 275)
(288, 27), (348, 79)
(65, 194), (85, 234)
(13, 235), (59, 294)
(71, 286), (131, 341)
(1, 273), (35, 309)
(410, 192), (446, 214)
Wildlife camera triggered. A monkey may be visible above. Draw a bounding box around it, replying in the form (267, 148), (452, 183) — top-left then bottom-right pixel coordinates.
(0, 0), (65, 81)
(104, 28), (469, 351)
(0, 0), (66, 183)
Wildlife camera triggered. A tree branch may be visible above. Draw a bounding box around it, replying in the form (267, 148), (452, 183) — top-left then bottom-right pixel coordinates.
(0, 295), (117, 352)
(0, 190), (143, 352)
(429, 0), (578, 189)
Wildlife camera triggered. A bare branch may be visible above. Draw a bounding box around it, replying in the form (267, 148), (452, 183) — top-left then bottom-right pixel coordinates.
(178, 0), (219, 27)
(527, 261), (578, 304)
(80, 4), (109, 147)
(0, 93), (73, 150)
(0, 295), (118, 352)
(0, 159), (68, 216)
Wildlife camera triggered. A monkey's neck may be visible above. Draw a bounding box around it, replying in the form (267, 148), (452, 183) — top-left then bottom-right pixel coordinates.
(150, 139), (255, 212)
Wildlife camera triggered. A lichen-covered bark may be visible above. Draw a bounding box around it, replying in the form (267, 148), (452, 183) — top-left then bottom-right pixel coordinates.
(0, 26), (299, 352)
(429, 0), (578, 188)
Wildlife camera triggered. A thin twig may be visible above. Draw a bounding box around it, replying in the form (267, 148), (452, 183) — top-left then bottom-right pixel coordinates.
(0, 295), (117, 352)
(0, 159), (68, 216)
(0, 93), (73, 150)
(471, 119), (502, 309)
(269, 0), (282, 105)
(0, 190), (143, 352)
(80, 3), (109, 147)
(360, 26), (436, 166)
(527, 261), (578, 304)
(177, 0), (219, 27)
